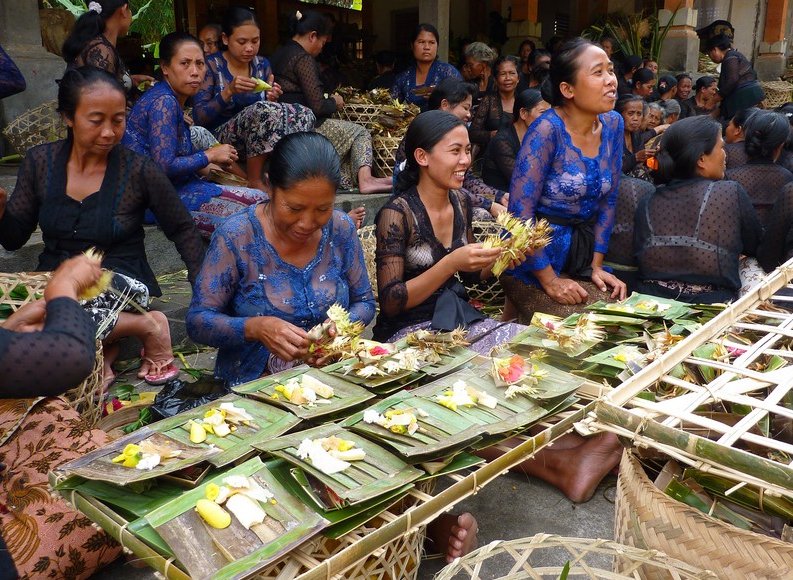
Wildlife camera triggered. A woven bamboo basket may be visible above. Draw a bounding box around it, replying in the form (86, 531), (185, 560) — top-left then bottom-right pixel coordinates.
(335, 103), (385, 132)
(0, 272), (105, 427)
(2, 100), (67, 156)
(435, 533), (715, 579)
(372, 133), (403, 178)
(614, 452), (793, 579)
(466, 220), (505, 314)
(357, 224), (378, 300)
(761, 80), (793, 109)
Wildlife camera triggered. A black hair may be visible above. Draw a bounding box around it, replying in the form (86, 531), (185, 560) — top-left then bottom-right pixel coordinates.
(494, 55), (519, 75)
(743, 110), (790, 162)
(221, 6), (258, 39)
(290, 9), (332, 37)
(513, 89), (544, 122)
(694, 76), (717, 93)
(411, 23), (439, 45)
(632, 67), (655, 87)
(623, 55), (642, 73)
(427, 77), (476, 111)
(675, 72), (692, 84)
(707, 34), (732, 52)
(616, 94), (644, 114)
(528, 48), (550, 68)
(655, 116), (721, 183)
(775, 103), (793, 150)
(57, 66), (126, 120)
(374, 50), (395, 67)
(518, 39), (535, 57)
(549, 37), (599, 107)
(159, 31), (202, 65)
(199, 23), (222, 37)
(396, 110), (465, 194)
(62, 0), (127, 64)
(657, 75), (677, 95)
(598, 35), (616, 47)
(269, 132), (341, 191)
(730, 106), (758, 130)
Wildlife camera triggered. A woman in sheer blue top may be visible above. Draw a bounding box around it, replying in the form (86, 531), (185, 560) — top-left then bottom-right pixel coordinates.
(186, 132), (375, 385)
(124, 32), (268, 238)
(391, 23), (461, 110)
(503, 38), (626, 317)
(0, 44), (25, 99)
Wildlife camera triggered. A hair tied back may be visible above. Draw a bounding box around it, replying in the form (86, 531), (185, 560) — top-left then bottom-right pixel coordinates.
(296, 10), (303, 20)
(88, 1), (102, 14)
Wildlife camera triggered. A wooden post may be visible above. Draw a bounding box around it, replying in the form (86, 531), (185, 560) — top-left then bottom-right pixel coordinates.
(418, 0), (450, 63)
(658, 0), (698, 73)
(756, 0), (789, 80)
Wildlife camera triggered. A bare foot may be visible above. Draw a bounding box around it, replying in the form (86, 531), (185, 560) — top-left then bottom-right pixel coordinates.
(559, 433), (623, 503)
(101, 342), (120, 391)
(347, 206), (365, 229)
(136, 311), (174, 378)
(427, 512), (478, 563)
(358, 174), (393, 194)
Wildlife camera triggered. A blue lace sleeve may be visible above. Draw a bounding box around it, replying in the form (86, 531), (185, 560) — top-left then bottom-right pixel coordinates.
(594, 112), (623, 255)
(338, 214), (377, 324)
(0, 44), (25, 99)
(391, 67), (412, 103)
(147, 93), (208, 180)
(507, 115), (557, 270)
(186, 227), (248, 348)
(193, 56), (230, 130)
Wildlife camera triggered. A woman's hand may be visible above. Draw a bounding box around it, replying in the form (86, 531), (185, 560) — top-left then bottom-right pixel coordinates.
(44, 254), (104, 302)
(489, 203), (507, 218)
(223, 76), (257, 100)
(205, 144), (238, 166)
(2, 300), (46, 332)
(265, 74), (283, 102)
(332, 93), (344, 110)
(541, 276), (588, 305)
(132, 74), (155, 88)
(448, 244), (502, 273)
(591, 267), (627, 300)
(244, 316), (310, 361)
(305, 320), (337, 367)
(634, 149), (653, 163)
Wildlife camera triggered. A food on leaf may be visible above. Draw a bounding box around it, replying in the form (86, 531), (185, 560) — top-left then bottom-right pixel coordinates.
(110, 440), (182, 470)
(196, 498), (231, 529)
(296, 438), (353, 474)
(225, 494), (266, 529)
(189, 420), (207, 444)
(491, 354), (528, 385)
(252, 78), (272, 92)
(274, 375), (333, 407)
(363, 408), (425, 435)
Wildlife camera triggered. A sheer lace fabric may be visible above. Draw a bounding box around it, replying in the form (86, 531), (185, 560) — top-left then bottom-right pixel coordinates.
(482, 124), (520, 193)
(269, 40), (337, 120)
(725, 162), (793, 227)
(469, 94), (511, 147)
(725, 141), (749, 169)
(186, 206), (375, 384)
(0, 298), (96, 398)
(507, 108), (623, 284)
(757, 181), (793, 272)
(373, 188), (477, 341)
(719, 50), (757, 99)
(604, 177), (655, 267)
(0, 44), (25, 99)
(390, 61), (462, 109)
(0, 141), (205, 295)
(634, 178), (762, 292)
(69, 35), (131, 90)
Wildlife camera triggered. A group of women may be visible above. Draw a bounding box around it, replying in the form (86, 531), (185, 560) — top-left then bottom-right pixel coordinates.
(1, 4), (791, 575)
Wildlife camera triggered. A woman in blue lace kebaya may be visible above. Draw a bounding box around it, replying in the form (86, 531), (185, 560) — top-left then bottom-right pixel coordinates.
(192, 7), (315, 191)
(186, 132), (375, 385)
(124, 32), (269, 238)
(502, 38), (626, 318)
(0, 44), (25, 99)
(391, 23), (462, 110)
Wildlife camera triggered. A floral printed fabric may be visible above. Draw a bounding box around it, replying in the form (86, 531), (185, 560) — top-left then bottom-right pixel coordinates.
(507, 108), (623, 285)
(0, 397), (120, 578)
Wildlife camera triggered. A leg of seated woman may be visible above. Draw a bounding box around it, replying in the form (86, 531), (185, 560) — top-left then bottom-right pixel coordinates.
(246, 153), (268, 191)
(348, 127), (392, 193)
(426, 512), (479, 563)
(104, 311), (177, 382)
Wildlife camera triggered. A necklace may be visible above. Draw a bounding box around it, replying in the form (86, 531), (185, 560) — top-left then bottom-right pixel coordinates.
(560, 108), (600, 136)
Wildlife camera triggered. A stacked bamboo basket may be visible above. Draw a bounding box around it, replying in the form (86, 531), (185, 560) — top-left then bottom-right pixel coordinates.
(582, 259), (793, 578)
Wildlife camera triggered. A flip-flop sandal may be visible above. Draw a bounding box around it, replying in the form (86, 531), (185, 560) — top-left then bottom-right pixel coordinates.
(140, 354), (180, 386)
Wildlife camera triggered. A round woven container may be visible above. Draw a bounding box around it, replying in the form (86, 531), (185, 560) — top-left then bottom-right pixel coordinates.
(615, 452), (793, 579)
(372, 133), (402, 178)
(335, 103), (385, 132)
(500, 275), (613, 324)
(760, 81), (793, 109)
(2, 100), (67, 156)
(357, 224), (378, 299)
(465, 220), (506, 314)
(435, 533), (715, 579)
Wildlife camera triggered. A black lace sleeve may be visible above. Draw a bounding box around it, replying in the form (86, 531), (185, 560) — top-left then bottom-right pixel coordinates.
(461, 174), (497, 210)
(76, 37), (119, 76)
(482, 129), (518, 192)
(757, 182), (793, 271)
(718, 52), (743, 98)
(0, 44), (25, 99)
(0, 151), (42, 250)
(375, 201), (410, 317)
(469, 94), (502, 146)
(0, 298), (96, 398)
(736, 182), (762, 258)
(140, 159), (206, 284)
(605, 176), (654, 267)
(291, 52), (337, 118)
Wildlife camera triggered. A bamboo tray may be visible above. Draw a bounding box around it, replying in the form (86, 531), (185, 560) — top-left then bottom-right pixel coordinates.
(583, 258), (793, 500)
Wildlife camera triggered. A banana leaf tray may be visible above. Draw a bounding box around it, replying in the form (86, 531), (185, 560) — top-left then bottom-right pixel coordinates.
(232, 366), (374, 420)
(57, 395), (300, 485)
(256, 424), (424, 508)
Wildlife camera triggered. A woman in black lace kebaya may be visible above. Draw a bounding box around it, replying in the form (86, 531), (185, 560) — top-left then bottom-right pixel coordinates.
(757, 181), (793, 272)
(482, 88), (550, 193)
(618, 95), (658, 176)
(0, 68), (205, 386)
(270, 10), (391, 193)
(0, 44), (25, 99)
(725, 110), (793, 228)
(469, 56), (520, 150)
(634, 116), (762, 303)
(724, 107), (758, 169)
(707, 34), (764, 119)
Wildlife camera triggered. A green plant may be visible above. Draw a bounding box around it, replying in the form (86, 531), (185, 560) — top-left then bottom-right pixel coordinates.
(582, 7), (679, 62)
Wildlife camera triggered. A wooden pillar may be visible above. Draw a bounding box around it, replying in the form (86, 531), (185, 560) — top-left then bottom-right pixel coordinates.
(419, 0), (450, 62)
(255, 0), (280, 55)
(505, 1), (540, 56)
(658, 0), (698, 73)
(756, 0), (789, 80)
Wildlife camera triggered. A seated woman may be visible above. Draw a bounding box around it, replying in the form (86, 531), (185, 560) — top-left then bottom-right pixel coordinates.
(660, 98), (681, 125)
(0, 254), (121, 578)
(270, 9), (391, 194)
(0, 43), (25, 99)
(502, 38), (627, 322)
(643, 101), (663, 130)
(482, 88), (550, 192)
(724, 107), (758, 169)
(462, 42), (496, 111)
(631, 67), (656, 101)
(757, 181), (793, 272)
(186, 131), (375, 385)
(393, 77), (506, 215)
(124, 32), (268, 238)
(634, 116), (762, 304)
(725, 109), (793, 228)
(618, 95), (664, 178)
(192, 7), (315, 191)
(468, 56), (520, 151)
(775, 102), (793, 174)
(683, 76), (719, 119)
(391, 23), (461, 110)
(0, 68), (205, 385)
